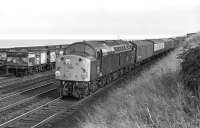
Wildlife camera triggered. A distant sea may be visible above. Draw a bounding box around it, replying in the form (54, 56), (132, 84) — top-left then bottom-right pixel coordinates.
(0, 33), (189, 48)
(0, 39), (81, 48)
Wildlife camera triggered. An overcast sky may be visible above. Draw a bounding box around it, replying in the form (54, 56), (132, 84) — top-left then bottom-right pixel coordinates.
(0, 0), (199, 46)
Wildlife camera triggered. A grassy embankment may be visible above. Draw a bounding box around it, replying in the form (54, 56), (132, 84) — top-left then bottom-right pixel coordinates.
(73, 34), (200, 128)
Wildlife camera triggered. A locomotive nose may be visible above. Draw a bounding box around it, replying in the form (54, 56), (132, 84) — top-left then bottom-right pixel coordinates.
(55, 55), (91, 81)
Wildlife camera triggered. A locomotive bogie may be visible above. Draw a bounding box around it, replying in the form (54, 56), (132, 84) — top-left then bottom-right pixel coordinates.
(59, 81), (90, 98)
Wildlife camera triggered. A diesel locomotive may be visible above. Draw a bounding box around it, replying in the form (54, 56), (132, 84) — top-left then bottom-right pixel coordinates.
(55, 38), (181, 99)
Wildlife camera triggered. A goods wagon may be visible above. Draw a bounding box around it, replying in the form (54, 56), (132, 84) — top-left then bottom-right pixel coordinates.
(56, 40), (135, 98)
(168, 38), (176, 49)
(176, 36), (186, 41)
(161, 38), (174, 50)
(5, 44), (68, 76)
(6, 46), (48, 76)
(147, 39), (165, 55)
(172, 36), (185, 47)
(0, 48), (11, 75)
(0, 48), (9, 67)
(130, 40), (154, 63)
(186, 33), (196, 38)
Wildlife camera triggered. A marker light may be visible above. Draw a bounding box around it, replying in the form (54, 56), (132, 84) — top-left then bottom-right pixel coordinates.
(55, 71), (61, 77)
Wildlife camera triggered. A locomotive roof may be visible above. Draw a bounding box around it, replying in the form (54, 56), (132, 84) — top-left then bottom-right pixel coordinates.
(146, 39), (165, 44)
(84, 41), (110, 50)
(104, 40), (130, 46)
(131, 40), (153, 46)
(85, 40), (132, 54)
(148, 38), (176, 44)
(76, 41), (114, 55)
(66, 40), (132, 57)
(162, 38), (174, 42)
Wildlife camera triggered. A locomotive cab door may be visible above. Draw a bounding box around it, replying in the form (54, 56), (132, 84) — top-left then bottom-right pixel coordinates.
(96, 49), (103, 77)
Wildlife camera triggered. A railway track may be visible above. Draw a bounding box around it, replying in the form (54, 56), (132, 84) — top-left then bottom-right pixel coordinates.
(0, 75), (55, 97)
(0, 77), (20, 85)
(0, 77), (14, 81)
(0, 97), (77, 128)
(0, 78), (56, 98)
(0, 82), (60, 127)
(0, 77), (8, 80)
(0, 81), (57, 110)
(0, 71), (54, 89)
(32, 78), (125, 128)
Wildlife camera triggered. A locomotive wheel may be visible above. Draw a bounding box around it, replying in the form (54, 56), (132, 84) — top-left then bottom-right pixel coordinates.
(98, 79), (104, 88)
(80, 84), (90, 98)
(102, 77), (107, 86)
(106, 76), (110, 84)
(99, 77), (106, 88)
(84, 86), (90, 96)
(89, 83), (97, 93)
(80, 87), (89, 99)
(108, 75), (112, 83)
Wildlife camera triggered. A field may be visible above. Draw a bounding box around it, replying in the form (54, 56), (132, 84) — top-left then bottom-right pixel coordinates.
(58, 34), (200, 128)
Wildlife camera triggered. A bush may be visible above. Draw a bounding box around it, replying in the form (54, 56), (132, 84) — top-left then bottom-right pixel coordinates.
(179, 46), (200, 97)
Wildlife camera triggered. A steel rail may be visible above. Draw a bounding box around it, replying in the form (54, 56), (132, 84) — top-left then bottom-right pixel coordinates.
(0, 81), (56, 101)
(0, 88), (57, 113)
(0, 97), (61, 128)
